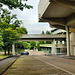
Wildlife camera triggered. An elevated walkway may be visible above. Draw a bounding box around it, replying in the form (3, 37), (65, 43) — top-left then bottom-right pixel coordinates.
(20, 34), (66, 41)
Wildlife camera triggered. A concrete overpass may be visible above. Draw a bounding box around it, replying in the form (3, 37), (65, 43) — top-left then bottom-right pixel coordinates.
(12, 34), (66, 55)
(20, 34), (66, 41)
(38, 0), (75, 56)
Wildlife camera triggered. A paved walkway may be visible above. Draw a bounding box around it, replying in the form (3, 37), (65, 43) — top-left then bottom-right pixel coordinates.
(2, 51), (75, 75)
(0, 57), (18, 75)
(3, 55), (71, 75)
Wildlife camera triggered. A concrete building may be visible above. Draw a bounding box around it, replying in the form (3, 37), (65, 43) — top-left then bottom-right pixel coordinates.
(40, 44), (52, 53)
(51, 28), (67, 55)
(51, 28), (66, 34)
(39, 28), (67, 55)
(40, 42), (66, 55)
(38, 0), (75, 56)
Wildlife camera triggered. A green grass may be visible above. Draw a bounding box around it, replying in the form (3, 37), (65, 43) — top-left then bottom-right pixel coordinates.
(0, 55), (9, 59)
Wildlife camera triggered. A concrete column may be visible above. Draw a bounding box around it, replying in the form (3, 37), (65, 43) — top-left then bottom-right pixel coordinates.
(58, 41), (60, 44)
(55, 41), (57, 44)
(12, 43), (15, 55)
(51, 39), (56, 55)
(66, 26), (70, 56)
(70, 32), (75, 56)
(62, 41), (64, 44)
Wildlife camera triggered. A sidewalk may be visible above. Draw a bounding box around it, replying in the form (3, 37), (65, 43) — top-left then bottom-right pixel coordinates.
(0, 56), (18, 75)
(3, 55), (71, 75)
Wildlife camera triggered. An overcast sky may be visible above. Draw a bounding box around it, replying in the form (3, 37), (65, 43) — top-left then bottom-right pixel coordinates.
(4, 0), (52, 34)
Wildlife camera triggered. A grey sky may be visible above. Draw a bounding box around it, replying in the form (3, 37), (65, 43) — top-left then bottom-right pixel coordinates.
(4, 0), (52, 34)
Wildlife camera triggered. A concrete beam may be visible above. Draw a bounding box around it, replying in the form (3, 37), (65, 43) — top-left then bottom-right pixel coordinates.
(50, 0), (75, 11)
(67, 13), (75, 27)
(45, 18), (66, 26)
(40, 18), (65, 26)
(50, 25), (65, 30)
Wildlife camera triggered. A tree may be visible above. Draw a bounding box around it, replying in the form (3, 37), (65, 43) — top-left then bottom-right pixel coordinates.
(2, 27), (20, 55)
(0, 31), (4, 50)
(15, 41), (30, 53)
(16, 27), (28, 35)
(0, 0), (33, 11)
(41, 31), (44, 34)
(0, 9), (28, 55)
(46, 30), (51, 44)
(30, 41), (36, 49)
(46, 30), (51, 34)
(23, 42), (30, 49)
(0, 9), (22, 28)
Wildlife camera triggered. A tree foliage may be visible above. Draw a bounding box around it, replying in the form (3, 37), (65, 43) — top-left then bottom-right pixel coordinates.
(41, 31), (44, 34)
(46, 30), (51, 34)
(16, 27), (28, 35)
(0, 0), (33, 11)
(0, 9), (28, 55)
(30, 41), (36, 49)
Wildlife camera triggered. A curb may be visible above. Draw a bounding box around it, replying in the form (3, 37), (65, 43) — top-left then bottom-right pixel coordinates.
(0, 56), (12, 61)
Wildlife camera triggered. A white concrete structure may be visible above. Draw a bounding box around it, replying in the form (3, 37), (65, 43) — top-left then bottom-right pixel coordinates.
(38, 0), (75, 56)
(70, 32), (75, 56)
(12, 43), (15, 55)
(52, 39), (56, 54)
(51, 28), (66, 34)
(20, 34), (66, 41)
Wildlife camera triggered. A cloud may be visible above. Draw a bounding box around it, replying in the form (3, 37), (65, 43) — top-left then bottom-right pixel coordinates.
(3, 0), (52, 34)
(27, 23), (52, 34)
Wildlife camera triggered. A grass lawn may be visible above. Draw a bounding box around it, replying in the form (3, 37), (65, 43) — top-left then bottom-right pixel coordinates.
(0, 55), (9, 59)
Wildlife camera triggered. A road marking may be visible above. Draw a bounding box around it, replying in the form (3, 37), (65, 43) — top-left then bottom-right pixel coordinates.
(34, 57), (75, 75)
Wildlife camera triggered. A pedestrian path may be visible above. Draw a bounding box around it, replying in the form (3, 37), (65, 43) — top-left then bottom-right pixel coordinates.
(0, 56), (18, 75)
(3, 55), (71, 75)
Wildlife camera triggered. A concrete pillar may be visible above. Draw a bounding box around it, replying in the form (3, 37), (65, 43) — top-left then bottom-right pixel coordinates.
(12, 43), (15, 55)
(66, 26), (70, 56)
(51, 39), (56, 55)
(62, 41), (64, 44)
(70, 32), (75, 56)
(58, 41), (60, 44)
(55, 41), (56, 44)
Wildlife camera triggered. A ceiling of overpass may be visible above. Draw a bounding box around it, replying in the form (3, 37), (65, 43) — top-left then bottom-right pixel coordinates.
(38, 0), (75, 32)
(43, 2), (73, 18)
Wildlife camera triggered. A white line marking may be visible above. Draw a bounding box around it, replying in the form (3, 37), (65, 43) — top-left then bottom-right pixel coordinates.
(34, 57), (75, 75)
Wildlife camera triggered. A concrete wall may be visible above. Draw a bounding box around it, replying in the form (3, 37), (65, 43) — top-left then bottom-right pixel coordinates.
(70, 32), (75, 56)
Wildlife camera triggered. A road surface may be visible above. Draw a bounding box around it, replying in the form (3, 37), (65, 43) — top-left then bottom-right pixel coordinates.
(3, 51), (75, 75)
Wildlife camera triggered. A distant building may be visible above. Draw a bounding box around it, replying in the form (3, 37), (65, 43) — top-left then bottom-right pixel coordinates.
(40, 28), (67, 55)
(51, 28), (66, 34)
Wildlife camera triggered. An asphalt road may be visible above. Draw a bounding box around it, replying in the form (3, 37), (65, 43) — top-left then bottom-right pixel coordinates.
(3, 51), (75, 75)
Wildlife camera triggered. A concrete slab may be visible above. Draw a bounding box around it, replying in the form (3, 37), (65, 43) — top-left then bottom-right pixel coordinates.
(3, 55), (72, 75)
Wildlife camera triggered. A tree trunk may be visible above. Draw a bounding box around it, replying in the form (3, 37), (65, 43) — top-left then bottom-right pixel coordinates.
(8, 48), (10, 55)
(4, 46), (6, 55)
